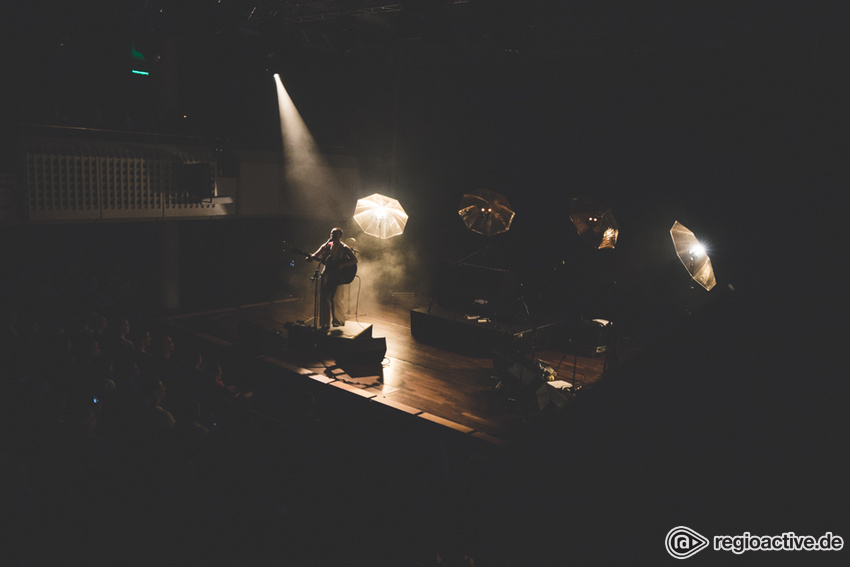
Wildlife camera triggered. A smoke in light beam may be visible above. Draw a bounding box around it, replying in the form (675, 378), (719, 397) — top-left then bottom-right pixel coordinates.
(273, 73), (346, 219)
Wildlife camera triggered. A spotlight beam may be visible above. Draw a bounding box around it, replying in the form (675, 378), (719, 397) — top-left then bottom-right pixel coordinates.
(273, 73), (346, 219)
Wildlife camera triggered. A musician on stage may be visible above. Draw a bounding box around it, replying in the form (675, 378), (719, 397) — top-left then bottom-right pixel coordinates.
(310, 227), (357, 330)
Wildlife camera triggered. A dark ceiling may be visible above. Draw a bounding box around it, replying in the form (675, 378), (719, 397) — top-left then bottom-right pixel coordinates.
(8, 1), (842, 146)
(5, 1), (847, 280)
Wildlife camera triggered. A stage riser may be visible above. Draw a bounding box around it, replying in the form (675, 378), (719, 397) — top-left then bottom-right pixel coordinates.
(332, 337), (387, 366)
(286, 323), (385, 366)
(239, 321), (386, 366)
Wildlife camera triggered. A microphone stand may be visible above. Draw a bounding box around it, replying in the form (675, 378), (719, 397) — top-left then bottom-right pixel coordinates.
(311, 266), (322, 332)
(308, 242), (331, 332)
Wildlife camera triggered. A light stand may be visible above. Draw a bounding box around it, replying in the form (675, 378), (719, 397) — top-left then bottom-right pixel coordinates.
(601, 319), (617, 377)
(568, 198), (620, 379)
(445, 189), (515, 320)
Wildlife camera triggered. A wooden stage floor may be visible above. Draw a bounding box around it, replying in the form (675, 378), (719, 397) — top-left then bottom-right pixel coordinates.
(165, 294), (613, 444)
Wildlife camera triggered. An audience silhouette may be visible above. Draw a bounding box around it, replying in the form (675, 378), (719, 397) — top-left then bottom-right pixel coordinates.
(0, 247), (500, 566)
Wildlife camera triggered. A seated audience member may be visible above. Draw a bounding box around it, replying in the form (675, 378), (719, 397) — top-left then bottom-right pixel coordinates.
(201, 361), (251, 401)
(143, 334), (180, 385)
(146, 379), (176, 430)
(109, 318), (136, 361)
(134, 328), (152, 357)
(90, 313), (109, 351)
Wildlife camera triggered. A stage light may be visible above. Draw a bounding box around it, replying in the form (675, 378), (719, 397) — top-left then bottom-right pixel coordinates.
(131, 43), (146, 62)
(458, 189), (514, 236)
(569, 198), (619, 250)
(688, 243), (706, 257)
(670, 221), (716, 291)
(274, 73), (305, 139)
(354, 193), (408, 239)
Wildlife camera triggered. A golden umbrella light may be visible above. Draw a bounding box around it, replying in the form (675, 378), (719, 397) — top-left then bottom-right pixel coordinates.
(353, 193), (408, 239)
(569, 198), (619, 250)
(670, 221), (716, 291)
(458, 189), (515, 236)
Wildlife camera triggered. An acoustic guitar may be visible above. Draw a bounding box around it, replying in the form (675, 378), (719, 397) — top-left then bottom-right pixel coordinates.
(283, 242), (357, 285)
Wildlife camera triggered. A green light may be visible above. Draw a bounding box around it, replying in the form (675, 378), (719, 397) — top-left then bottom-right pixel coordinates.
(131, 69), (150, 76)
(131, 42), (147, 61)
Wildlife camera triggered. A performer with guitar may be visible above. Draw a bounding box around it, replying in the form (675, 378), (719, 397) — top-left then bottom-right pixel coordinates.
(308, 227), (357, 330)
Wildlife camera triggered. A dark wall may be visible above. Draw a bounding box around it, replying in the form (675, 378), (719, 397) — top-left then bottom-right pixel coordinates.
(389, 28), (846, 329)
(4, 2), (845, 336)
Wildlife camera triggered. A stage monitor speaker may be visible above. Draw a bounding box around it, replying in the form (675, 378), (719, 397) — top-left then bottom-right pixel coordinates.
(334, 337), (387, 367)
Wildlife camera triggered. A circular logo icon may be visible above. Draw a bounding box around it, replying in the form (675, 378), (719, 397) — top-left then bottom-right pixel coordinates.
(666, 526), (709, 559)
